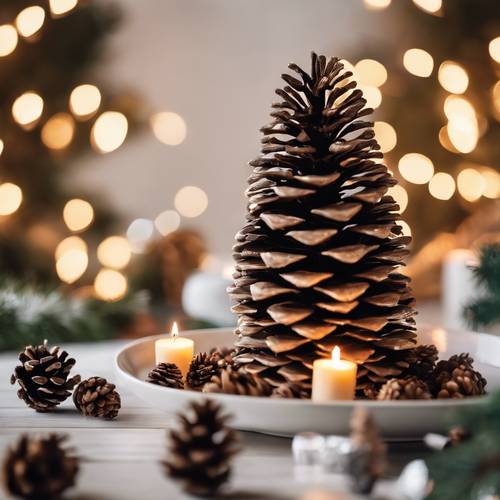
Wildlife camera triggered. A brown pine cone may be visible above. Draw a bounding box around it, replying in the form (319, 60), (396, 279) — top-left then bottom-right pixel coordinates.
(447, 426), (471, 447)
(377, 376), (432, 400)
(163, 399), (240, 497)
(209, 346), (235, 368)
(362, 383), (380, 400)
(432, 353), (487, 399)
(10, 340), (81, 412)
(73, 377), (121, 420)
(2, 433), (78, 499)
(271, 382), (310, 399)
(187, 353), (220, 390)
(203, 365), (272, 396)
(406, 344), (438, 380)
(147, 363), (184, 389)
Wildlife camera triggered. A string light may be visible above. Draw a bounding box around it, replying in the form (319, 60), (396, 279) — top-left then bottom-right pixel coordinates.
(354, 59), (387, 87)
(97, 236), (131, 270)
(398, 153), (434, 184)
(457, 168), (485, 202)
(55, 236), (86, 260)
(94, 269), (127, 301)
(91, 111), (128, 153)
(12, 92), (44, 127)
(403, 48), (434, 77)
(49, 0), (78, 16)
(363, 0), (391, 10)
(41, 113), (75, 150)
(69, 84), (101, 118)
(412, 0), (442, 14)
(438, 61), (469, 94)
(63, 199), (94, 232)
(56, 249), (88, 284)
(0, 25), (18, 57)
(428, 172), (455, 200)
(174, 186), (208, 218)
(16, 6), (45, 38)
(479, 167), (500, 199)
(0, 183), (23, 216)
(154, 209), (181, 236)
(150, 112), (187, 146)
(488, 37), (500, 64)
(127, 218), (154, 253)
(388, 185), (408, 213)
(443, 96), (478, 154)
(374, 121), (397, 152)
(358, 85), (382, 109)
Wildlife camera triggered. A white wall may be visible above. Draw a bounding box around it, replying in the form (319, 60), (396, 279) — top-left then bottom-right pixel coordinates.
(73, 0), (388, 260)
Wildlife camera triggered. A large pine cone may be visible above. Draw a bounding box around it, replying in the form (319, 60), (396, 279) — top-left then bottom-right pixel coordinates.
(406, 344), (438, 380)
(432, 353), (487, 398)
(378, 376), (431, 400)
(203, 366), (272, 396)
(163, 399), (240, 497)
(229, 52), (416, 391)
(147, 363), (184, 389)
(2, 433), (78, 499)
(187, 353), (220, 390)
(10, 340), (81, 412)
(73, 377), (121, 420)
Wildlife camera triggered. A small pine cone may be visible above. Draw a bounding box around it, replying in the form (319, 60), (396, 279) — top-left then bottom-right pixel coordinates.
(147, 363), (184, 389)
(2, 433), (78, 499)
(10, 340), (81, 412)
(377, 376), (432, 400)
(203, 366), (272, 396)
(187, 353), (220, 390)
(209, 346), (235, 369)
(163, 399), (240, 497)
(433, 353), (487, 399)
(271, 382), (310, 399)
(406, 344), (439, 380)
(73, 377), (121, 420)
(362, 383), (380, 400)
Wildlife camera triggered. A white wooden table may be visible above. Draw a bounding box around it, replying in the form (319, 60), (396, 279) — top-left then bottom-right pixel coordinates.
(0, 341), (427, 499)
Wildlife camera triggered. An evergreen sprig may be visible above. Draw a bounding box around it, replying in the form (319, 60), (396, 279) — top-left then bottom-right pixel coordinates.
(464, 244), (500, 329)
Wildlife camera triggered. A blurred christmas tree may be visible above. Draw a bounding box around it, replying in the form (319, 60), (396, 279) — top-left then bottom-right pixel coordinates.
(353, 0), (500, 251)
(0, 0), (141, 294)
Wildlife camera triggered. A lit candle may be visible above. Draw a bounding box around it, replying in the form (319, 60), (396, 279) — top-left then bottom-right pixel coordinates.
(311, 346), (357, 402)
(154, 322), (194, 377)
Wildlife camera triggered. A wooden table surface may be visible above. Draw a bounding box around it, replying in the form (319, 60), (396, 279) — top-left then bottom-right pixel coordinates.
(0, 340), (429, 499)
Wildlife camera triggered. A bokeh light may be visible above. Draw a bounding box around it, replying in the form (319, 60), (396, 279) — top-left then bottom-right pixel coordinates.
(49, 0), (78, 16)
(492, 81), (500, 119)
(358, 85), (382, 109)
(41, 113), (75, 150)
(374, 121), (397, 152)
(16, 6), (45, 38)
(63, 198), (94, 232)
(94, 269), (127, 301)
(0, 25), (18, 57)
(403, 48), (434, 77)
(479, 167), (500, 199)
(69, 84), (101, 118)
(0, 183), (23, 216)
(354, 59), (387, 87)
(398, 153), (434, 184)
(127, 218), (154, 253)
(438, 61), (469, 94)
(91, 111), (128, 153)
(363, 0), (391, 10)
(97, 236), (132, 270)
(412, 0), (442, 14)
(388, 185), (408, 213)
(489, 37), (500, 64)
(0, 139), (4, 156)
(12, 92), (44, 127)
(398, 220), (412, 237)
(56, 249), (88, 284)
(443, 96), (478, 154)
(155, 209), (181, 236)
(150, 112), (187, 146)
(174, 186), (208, 218)
(457, 168), (485, 202)
(428, 172), (455, 200)
(55, 236), (86, 260)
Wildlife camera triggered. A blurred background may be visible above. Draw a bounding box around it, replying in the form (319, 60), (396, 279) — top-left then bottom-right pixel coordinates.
(0, 0), (499, 350)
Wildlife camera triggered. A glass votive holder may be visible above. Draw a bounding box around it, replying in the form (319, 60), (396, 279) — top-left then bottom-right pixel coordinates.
(322, 435), (353, 473)
(292, 432), (326, 466)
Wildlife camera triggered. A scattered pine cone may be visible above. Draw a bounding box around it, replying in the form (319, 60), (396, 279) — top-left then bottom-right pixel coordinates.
(406, 344), (438, 380)
(377, 376), (432, 400)
(2, 433), (78, 499)
(432, 353), (487, 399)
(187, 353), (220, 390)
(271, 382), (310, 399)
(203, 366), (272, 396)
(147, 363), (184, 389)
(163, 399), (240, 497)
(73, 377), (121, 420)
(10, 340), (81, 412)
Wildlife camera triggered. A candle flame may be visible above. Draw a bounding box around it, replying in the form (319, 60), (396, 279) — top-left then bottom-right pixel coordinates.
(171, 321), (178, 339)
(332, 345), (341, 363)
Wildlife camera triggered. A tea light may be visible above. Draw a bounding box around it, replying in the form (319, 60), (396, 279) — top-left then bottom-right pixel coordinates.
(312, 346), (357, 402)
(154, 322), (194, 377)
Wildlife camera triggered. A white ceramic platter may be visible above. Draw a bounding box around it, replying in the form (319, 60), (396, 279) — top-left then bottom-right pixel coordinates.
(115, 326), (500, 439)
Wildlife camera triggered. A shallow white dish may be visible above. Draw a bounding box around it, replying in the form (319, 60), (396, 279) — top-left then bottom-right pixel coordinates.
(115, 325), (500, 439)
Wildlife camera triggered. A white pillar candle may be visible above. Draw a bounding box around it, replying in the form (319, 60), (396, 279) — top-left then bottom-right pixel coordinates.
(154, 322), (194, 377)
(312, 346), (357, 402)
